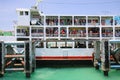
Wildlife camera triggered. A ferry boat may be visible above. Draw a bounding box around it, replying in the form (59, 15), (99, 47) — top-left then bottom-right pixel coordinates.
(14, 1), (120, 60)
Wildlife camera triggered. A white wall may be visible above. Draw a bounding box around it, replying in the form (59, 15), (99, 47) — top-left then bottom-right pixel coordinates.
(0, 36), (16, 41)
(17, 10), (30, 26)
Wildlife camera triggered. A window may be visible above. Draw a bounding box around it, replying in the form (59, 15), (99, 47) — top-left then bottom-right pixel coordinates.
(101, 16), (113, 26)
(17, 29), (20, 33)
(60, 16), (72, 25)
(31, 28), (44, 37)
(74, 16), (86, 25)
(115, 27), (120, 37)
(88, 16), (100, 26)
(32, 39), (44, 48)
(88, 41), (94, 48)
(60, 27), (67, 37)
(46, 39), (58, 48)
(46, 42), (58, 48)
(36, 42), (44, 48)
(30, 15), (44, 25)
(74, 40), (86, 48)
(46, 16), (58, 25)
(25, 11), (29, 15)
(69, 27), (86, 37)
(114, 16), (120, 25)
(60, 39), (72, 48)
(20, 11), (23, 16)
(102, 27), (113, 37)
(88, 27), (99, 37)
(46, 27), (58, 37)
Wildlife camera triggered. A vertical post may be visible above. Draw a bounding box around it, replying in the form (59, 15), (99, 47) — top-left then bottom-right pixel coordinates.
(104, 41), (109, 76)
(101, 41), (109, 76)
(32, 41), (36, 73)
(104, 41), (109, 68)
(0, 41), (4, 77)
(94, 41), (101, 69)
(25, 42), (30, 78)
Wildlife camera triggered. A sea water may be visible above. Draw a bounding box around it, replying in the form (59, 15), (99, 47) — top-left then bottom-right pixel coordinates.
(1, 67), (120, 80)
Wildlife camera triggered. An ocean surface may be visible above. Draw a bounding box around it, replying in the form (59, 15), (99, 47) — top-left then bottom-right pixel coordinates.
(1, 66), (120, 80)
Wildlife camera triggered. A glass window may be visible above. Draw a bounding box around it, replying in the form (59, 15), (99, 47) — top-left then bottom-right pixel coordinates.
(46, 39), (58, 48)
(74, 40), (86, 48)
(88, 16), (100, 26)
(88, 27), (99, 37)
(31, 27), (44, 37)
(20, 11), (23, 15)
(17, 29), (20, 33)
(74, 16), (86, 25)
(18, 27), (29, 36)
(32, 39), (44, 48)
(60, 39), (72, 48)
(114, 16), (120, 25)
(25, 11), (29, 15)
(30, 15), (44, 25)
(60, 16), (72, 25)
(115, 27), (120, 37)
(60, 27), (67, 37)
(17, 28), (28, 36)
(46, 27), (58, 37)
(102, 27), (113, 37)
(46, 16), (58, 26)
(69, 27), (86, 37)
(36, 42), (44, 48)
(101, 16), (113, 26)
(88, 41), (94, 48)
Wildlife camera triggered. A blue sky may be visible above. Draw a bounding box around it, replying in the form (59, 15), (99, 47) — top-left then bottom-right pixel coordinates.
(0, 0), (120, 31)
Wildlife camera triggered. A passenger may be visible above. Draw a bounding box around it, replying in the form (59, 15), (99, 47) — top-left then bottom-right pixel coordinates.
(72, 29), (77, 37)
(67, 19), (72, 25)
(110, 19), (113, 25)
(60, 19), (64, 25)
(49, 20), (54, 25)
(54, 18), (58, 25)
(89, 30), (93, 37)
(74, 18), (79, 25)
(82, 19), (86, 25)
(46, 19), (49, 25)
(101, 19), (105, 25)
(79, 19), (82, 25)
(91, 19), (96, 25)
(115, 20), (117, 25)
(61, 29), (66, 34)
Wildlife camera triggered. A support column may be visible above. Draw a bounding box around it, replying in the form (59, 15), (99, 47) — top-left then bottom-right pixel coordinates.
(32, 42), (36, 73)
(0, 41), (4, 77)
(94, 41), (101, 69)
(25, 42), (30, 78)
(101, 41), (110, 76)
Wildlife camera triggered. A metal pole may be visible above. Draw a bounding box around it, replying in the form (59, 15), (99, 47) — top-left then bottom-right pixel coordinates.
(0, 41), (4, 77)
(32, 41), (36, 73)
(25, 42), (31, 78)
(94, 41), (101, 69)
(101, 41), (109, 76)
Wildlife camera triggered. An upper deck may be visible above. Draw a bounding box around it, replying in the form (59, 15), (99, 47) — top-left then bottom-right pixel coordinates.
(15, 7), (120, 41)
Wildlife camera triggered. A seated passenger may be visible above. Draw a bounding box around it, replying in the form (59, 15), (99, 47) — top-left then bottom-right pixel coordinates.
(60, 19), (64, 25)
(72, 29), (77, 34)
(82, 19), (86, 25)
(74, 18), (79, 25)
(61, 29), (66, 34)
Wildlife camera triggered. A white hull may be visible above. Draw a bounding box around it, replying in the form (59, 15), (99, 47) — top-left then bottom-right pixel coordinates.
(35, 48), (94, 57)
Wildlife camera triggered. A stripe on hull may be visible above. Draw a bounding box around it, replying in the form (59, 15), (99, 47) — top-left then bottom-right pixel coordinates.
(36, 56), (93, 60)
